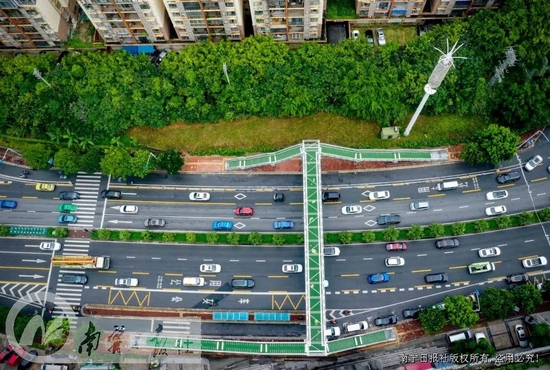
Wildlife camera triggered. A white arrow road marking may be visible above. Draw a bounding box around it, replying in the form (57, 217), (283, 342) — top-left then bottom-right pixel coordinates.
(108, 220), (133, 224)
(22, 259), (47, 264)
(121, 193), (137, 195)
(19, 274), (44, 279)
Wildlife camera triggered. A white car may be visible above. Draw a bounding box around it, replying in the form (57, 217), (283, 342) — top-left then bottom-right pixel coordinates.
(475, 332), (486, 344)
(189, 192), (210, 201)
(485, 205), (507, 216)
(115, 278), (139, 287)
(351, 30), (359, 39)
(200, 263), (221, 273)
(368, 191), (390, 200)
(486, 190), (508, 201)
(342, 205), (362, 215)
(385, 257), (405, 267)
(376, 28), (386, 45)
(522, 256), (547, 269)
(478, 247), (501, 258)
(282, 264), (303, 273)
(525, 155), (543, 171)
(120, 205), (138, 214)
(39, 241), (61, 251)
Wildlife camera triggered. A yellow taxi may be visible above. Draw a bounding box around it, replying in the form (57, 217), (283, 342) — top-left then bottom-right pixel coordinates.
(35, 183), (56, 192)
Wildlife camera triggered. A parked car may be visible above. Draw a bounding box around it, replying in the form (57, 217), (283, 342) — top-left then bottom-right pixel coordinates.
(474, 332), (487, 344)
(58, 204), (77, 213)
(115, 278), (139, 287)
(525, 155), (543, 171)
(368, 191), (390, 200)
(273, 193), (285, 202)
(365, 29), (374, 45)
(235, 207), (254, 216)
(231, 279), (255, 289)
(436, 238), (459, 249)
(376, 28), (386, 45)
(0, 345), (14, 363)
(374, 314), (398, 326)
(522, 256), (547, 268)
(506, 273), (529, 284)
(403, 308), (422, 319)
(7, 347), (26, 367)
(478, 247), (501, 258)
(385, 257), (405, 267)
(144, 218), (166, 228)
(200, 264), (221, 273)
(39, 241), (61, 251)
(485, 205), (507, 216)
(524, 315), (539, 327)
(367, 272), (390, 284)
(120, 205), (138, 214)
(274, 220), (294, 229)
(58, 214), (78, 224)
(18, 349), (37, 370)
(189, 192), (210, 201)
(35, 183), (56, 192)
(323, 247), (341, 257)
(58, 191), (80, 200)
(486, 190), (508, 201)
(282, 264), (303, 273)
(377, 214), (400, 225)
(496, 172), (521, 184)
(212, 221), (233, 230)
(386, 242), (407, 251)
(342, 205), (362, 215)
(351, 30), (359, 39)
(101, 190), (122, 199)
(0, 200), (17, 209)
(515, 324), (529, 347)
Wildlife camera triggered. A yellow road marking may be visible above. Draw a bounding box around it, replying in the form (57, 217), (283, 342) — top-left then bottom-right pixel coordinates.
(452, 281), (470, 285)
(341, 274), (360, 277)
(449, 265), (466, 270)
(162, 288), (183, 291)
(412, 269), (431, 273)
(132, 272), (149, 275)
(98, 270), (116, 274)
(519, 255), (538, 260)
(392, 197), (411, 201)
(360, 200), (374, 203)
(531, 177), (547, 183)
(165, 273), (183, 276)
(392, 183), (405, 186)
(233, 275), (252, 278)
(494, 260), (502, 264)
(529, 270), (544, 274)
(0, 196), (5, 198)
(488, 276), (505, 281)
(387, 272), (395, 275)
(378, 287), (396, 291)
(497, 184), (515, 188)
(22, 196), (38, 199)
(268, 275), (289, 278)
(255, 203), (272, 206)
(0, 280), (47, 285)
(462, 189), (481, 194)
(459, 175), (474, 179)
(199, 274), (217, 277)
(415, 284), (432, 288)
(198, 290), (215, 293)
(0, 266), (49, 271)
(428, 194), (445, 198)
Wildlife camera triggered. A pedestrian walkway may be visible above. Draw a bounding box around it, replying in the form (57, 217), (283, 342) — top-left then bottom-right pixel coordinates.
(157, 320), (192, 335)
(73, 172), (102, 229)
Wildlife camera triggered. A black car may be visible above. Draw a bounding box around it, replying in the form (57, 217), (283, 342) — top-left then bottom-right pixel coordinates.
(377, 215), (401, 225)
(507, 273), (529, 284)
(144, 218), (166, 228)
(231, 279), (255, 289)
(58, 191), (80, 200)
(374, 314), (398, 326)
(102, 190), (122, 199)
(496, 172), (521, 184)
(403, 308), (422, 319)
(365, 29), (374, 45)
(424, 272), (449, 284)
(524, 315), (539, 326)
(435, 238), (459, 249)
(273, 193), (285, 202)
(17, 349), (37, 370)
(61, 274), (88, 285)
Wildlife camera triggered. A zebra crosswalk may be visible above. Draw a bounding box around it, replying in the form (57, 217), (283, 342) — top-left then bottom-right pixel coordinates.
(73, 172), (102, 229)
(158, 320), (192, 335)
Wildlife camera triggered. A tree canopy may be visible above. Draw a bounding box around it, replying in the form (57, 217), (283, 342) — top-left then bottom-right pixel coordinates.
(479, 287), (515, 320)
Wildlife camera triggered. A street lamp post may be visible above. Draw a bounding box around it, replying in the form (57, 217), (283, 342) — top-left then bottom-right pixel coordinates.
(33, 68), (52, 88)
(145, 152), (158, 169)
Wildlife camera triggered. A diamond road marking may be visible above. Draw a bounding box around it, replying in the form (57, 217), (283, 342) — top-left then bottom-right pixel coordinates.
(363, 205), (376, 212)
(234, 193), (247, 200)
(361, 190), (371, 197)
(365, 220), (377, 227)
(234, 222), (246, 229)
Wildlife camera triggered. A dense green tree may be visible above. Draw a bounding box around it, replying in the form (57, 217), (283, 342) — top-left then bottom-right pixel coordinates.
(461, 124), (519, 165)
(79, 148), (103, 174)
(511, 284), (543, 313)
(54, 148), (80, 175)
(129, 149), (154, 178)
(419, 307), (447, 334)
(451, 337), (496, 358)
(43, 317), (70, 347)
(100, 146), (132, 180)
(383, 227), (399, 242)
(531, 323), (550, 347)
(445, 295), (479, 328)
(480, 287), (515, 320)
(407, 225), (423, 240)
(157, 149), (184, 175)
(21, 143), (52, 170)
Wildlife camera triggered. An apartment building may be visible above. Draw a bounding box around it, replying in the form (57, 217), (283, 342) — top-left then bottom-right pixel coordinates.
(0, 0), (77, 48)
(77, 0), (169, 44)
(250, 0), (324, 41)
(356, 0), (505, 21)
(163, 0), (244, 42)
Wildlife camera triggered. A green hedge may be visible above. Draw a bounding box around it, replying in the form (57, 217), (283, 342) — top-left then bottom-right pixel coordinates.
(89, 208), (550, 245)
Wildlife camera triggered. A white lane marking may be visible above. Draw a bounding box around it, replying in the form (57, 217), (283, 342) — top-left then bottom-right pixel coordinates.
(433, 209), (442, 212)
(498, 244), (508, 247)
(417, 254), (427, 257)
(256, 260), (265, 262)
(152, 257), (161, 260)
(328, 216), (338, 219)
(127, 256), (136, 259)
(525, 240), (534, 243)
(177, 258), (187, 261)
(537, 193), (546, 196)
(444, 251), (454, 254)
(459, 205), (469, 208)
(511, 197), (521, 201)
(363, 257), (373, 260)
(203, 259), (213, 261)
(229, 260), (239, 262)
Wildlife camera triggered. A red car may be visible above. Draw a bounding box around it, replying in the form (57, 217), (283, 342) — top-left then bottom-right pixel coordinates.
(385, 243), (407, 251)
(235, 207), (254, 216)
(7, 347), (26, 366)
(0, 345), (14, 363)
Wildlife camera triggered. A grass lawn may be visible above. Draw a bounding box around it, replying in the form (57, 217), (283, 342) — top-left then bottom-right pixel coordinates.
(326, 0), (357, 19)
(128, 113), (489, 153)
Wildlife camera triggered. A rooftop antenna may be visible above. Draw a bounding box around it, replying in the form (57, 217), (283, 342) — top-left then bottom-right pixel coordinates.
(404, 39), (467, 137)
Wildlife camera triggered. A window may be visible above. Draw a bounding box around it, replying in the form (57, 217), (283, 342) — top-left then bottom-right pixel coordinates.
(225, 2), (233, 6)
(168, 3), (177, 7)
(376, 1), (389, 10)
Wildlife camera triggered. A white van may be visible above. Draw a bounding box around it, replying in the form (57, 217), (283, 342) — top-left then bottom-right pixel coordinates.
(446, 329), (472, 344)
(326, 327), (341, 337)
(437, 181), (459, 191)
(183, 277), (206, 286)
(343, 321), (368, 333)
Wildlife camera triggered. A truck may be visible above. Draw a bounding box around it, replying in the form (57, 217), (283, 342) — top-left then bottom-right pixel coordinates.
(468, 261), (494, 275)
(52, 255), (110, 270)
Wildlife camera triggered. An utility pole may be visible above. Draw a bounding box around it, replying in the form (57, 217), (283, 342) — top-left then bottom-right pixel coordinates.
(488, 47), (517, 87)
(33, 68), (52, 88)
(404, 39), (466, 137)
(223, 62), (230, 85)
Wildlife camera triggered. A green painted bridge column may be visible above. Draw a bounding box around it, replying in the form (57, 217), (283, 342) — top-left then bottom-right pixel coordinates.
(301, 140), (327, 355)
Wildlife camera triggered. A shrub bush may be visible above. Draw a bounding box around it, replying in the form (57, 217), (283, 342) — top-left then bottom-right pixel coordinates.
(97, 229), (111, 240)
(451, 222), (465, 235)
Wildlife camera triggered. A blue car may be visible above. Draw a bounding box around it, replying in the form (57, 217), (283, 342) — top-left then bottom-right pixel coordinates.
(212, 221), (233, 231)
(367, 272), (390, 284)
(58, 214), (78, 224)
(273, 220), (294, 229)
(0, 200), (17, 209)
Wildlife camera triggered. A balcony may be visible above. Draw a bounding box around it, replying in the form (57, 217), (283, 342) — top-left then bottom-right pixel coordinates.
(99, 4), (118, 12)
(267, 0), (285, 7)
(269, 10), (285, 16)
